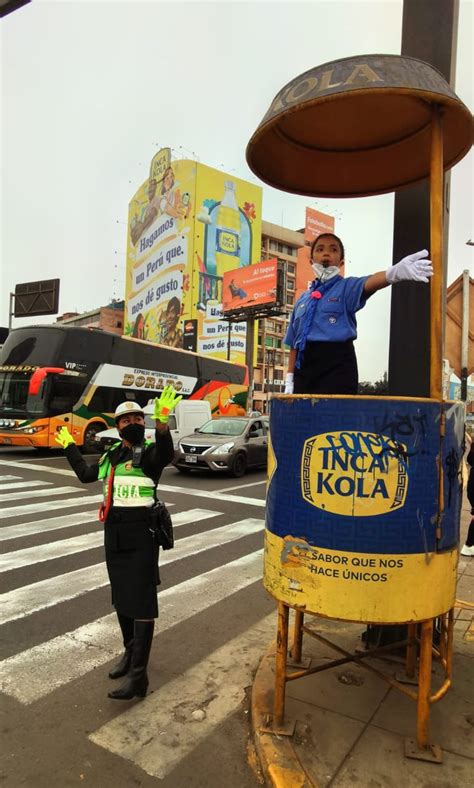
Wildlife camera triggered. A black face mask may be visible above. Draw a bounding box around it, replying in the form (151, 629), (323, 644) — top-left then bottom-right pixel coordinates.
(119, 423), (145, 445)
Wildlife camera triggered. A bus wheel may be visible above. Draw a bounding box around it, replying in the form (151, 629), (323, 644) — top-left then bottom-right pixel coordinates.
(230, 452), (247, 478)
(82, 423), (103, 454)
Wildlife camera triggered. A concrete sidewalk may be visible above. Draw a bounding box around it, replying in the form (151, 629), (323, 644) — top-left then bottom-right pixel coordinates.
(251, 505), (474, 787)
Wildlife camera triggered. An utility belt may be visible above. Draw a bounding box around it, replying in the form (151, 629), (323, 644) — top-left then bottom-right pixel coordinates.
(106, 507), (152, 524)
(105, 502), (174, 550)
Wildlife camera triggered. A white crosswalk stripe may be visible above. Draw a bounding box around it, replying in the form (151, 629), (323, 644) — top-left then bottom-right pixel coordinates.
(0, 549), (264, 704)
(0, 475), (22, 482)
(0, 461), (267, 506)
(0, 494), (102, 520)
(0, 504), (218, 542)
(0, 480), (53, 492)
(0, 510), (99, 541)
(0, 486), (81, 503)
(0, 459), (78, 477)
(0, 518), (263, 623)
(1, 509), (221, 571)
(90, 613), (276, 780)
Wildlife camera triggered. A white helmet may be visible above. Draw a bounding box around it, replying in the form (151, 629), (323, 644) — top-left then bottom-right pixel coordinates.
(114, 401), (144, 423)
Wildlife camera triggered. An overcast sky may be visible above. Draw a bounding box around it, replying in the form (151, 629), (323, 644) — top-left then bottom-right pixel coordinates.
(1, 0), (472, 381)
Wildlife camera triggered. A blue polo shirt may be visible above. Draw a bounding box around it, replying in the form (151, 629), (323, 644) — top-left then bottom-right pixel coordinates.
(284, 275), (369, 349)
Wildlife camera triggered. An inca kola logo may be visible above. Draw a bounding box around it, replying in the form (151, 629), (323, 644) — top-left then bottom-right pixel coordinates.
(301, 431), (408, 517)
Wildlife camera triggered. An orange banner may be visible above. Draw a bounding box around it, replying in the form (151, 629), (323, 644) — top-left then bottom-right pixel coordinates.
(296, 208), (336, 301)
(304, 206), (335, 242)
(222, 259), (278, 313)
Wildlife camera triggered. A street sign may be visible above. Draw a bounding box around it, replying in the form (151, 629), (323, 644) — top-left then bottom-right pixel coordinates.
(14, 279), (60, 318)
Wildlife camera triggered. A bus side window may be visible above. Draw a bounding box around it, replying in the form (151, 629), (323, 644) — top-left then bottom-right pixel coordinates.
(49, 377), (85, 415)
(88, 387), (107, 413)
(88, 387), (149, 415)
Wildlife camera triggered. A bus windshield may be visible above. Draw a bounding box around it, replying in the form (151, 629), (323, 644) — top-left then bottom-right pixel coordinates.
(0, 370), (49, 418)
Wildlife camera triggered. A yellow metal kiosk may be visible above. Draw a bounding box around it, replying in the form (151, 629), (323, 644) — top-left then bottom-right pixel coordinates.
(246, 55), (472, 761)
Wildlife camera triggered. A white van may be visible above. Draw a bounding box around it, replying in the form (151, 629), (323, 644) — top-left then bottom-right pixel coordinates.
(94, 399), (212, 453)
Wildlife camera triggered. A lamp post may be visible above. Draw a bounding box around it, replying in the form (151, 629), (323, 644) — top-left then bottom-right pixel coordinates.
(265, 347), (275, 413)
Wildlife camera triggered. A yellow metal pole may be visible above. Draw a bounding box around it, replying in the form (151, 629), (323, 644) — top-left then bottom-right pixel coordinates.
(405, 622), (417, 679)
(290, 609), (304, 663)
(274, 601), (289, 728)
(446, 607), (454, 677)
(416, 618), (434, 749)
(429, 105), (444, 400)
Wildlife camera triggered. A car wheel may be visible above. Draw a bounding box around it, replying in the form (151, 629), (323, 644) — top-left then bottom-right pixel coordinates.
(230, 452), (247, 478)
(82, 422), (104, 454)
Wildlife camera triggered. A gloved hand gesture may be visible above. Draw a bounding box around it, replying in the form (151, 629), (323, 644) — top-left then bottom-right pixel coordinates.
(284, 373), (294, 394)
(386, 250), (433, 284)
(153, 385), (183, 423)
(55, 426), (76, 449)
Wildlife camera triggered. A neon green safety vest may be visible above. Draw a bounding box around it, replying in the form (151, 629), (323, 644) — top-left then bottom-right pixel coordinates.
(98, 441), (156, 508)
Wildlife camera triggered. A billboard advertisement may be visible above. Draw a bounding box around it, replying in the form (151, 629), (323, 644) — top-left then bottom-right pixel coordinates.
(125, 157), (196, 348)
(304, 206), (335, 242)
(222, 259), (278, 313)
(191, 163), (262, 364)
(296, 207), (335, 301)
(125, 155), (262, 365)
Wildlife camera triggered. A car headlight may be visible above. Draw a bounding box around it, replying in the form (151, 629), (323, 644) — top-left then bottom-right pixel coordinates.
(213, 442), (235, 455)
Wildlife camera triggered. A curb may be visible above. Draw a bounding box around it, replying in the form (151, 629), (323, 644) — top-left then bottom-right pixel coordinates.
(251, 641), (317, 788)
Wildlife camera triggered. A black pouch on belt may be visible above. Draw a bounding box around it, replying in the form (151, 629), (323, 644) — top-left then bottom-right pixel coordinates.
(149, 500), (174, 550)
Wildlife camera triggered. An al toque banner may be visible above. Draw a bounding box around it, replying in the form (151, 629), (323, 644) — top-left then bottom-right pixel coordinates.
(222, 259), (278, 313)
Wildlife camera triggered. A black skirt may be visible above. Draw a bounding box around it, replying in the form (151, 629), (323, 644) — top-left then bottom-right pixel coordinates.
(294, 340), (358, 395)
(104, 507), (160, 620)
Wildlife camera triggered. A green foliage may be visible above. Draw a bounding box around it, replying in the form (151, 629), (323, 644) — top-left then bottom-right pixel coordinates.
(358, 371), (388, 395)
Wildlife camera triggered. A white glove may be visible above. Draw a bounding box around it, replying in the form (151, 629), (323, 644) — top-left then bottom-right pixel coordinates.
(386, 250), (433, 284)
(284, 373), (294, 394)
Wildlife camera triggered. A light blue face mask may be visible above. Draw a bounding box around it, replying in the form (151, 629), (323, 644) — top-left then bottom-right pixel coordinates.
(312, 262), (340, 282)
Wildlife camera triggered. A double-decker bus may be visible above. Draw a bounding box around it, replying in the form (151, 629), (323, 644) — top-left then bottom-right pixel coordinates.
(0, 325), (249, 451)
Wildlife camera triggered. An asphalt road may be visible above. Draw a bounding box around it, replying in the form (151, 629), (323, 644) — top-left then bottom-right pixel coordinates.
(0, 446), (274, 787)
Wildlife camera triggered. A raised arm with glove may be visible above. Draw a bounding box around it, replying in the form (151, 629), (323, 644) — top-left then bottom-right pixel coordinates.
(55, 426), (76, 449)
(386, 249), (433, 284)
(364, 249), (433, 296)
(153, 384), (183, 424)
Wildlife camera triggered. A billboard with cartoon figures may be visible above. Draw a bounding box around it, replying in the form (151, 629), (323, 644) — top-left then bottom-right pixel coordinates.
(125, 153), (262, 367)
(222, 259), (278, 313)
(296, 207), (335, 301)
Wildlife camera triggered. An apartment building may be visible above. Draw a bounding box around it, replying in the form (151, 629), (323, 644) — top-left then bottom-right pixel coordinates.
(55, 300), (124, 335)
(252, 221), (305, 413)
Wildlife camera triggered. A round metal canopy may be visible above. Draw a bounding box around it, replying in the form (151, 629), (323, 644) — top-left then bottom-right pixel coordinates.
(246, 54), (473, 198)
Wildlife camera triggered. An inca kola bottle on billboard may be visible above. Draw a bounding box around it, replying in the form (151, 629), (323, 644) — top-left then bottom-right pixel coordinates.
(215, 180), (241, 276)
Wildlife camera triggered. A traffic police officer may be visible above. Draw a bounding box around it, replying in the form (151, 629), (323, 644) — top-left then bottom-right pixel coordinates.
(55, 385), (182, 700)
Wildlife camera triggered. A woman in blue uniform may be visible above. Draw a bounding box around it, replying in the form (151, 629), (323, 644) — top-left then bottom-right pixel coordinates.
(284, 233), (433, 395)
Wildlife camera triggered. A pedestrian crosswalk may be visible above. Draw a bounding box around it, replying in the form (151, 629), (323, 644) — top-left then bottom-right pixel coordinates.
(0, 464), (270, 780)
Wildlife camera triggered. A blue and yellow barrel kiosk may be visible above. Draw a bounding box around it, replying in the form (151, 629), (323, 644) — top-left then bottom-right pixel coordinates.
(246, 55), (472, 761)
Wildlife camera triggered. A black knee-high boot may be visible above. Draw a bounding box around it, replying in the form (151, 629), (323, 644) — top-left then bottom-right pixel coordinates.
(109, 612), (134, 680)
(108, 620), (154, 700)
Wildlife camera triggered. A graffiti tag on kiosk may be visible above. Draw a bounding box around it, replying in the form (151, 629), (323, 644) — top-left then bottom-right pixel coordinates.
(301, 431), (408, 517)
